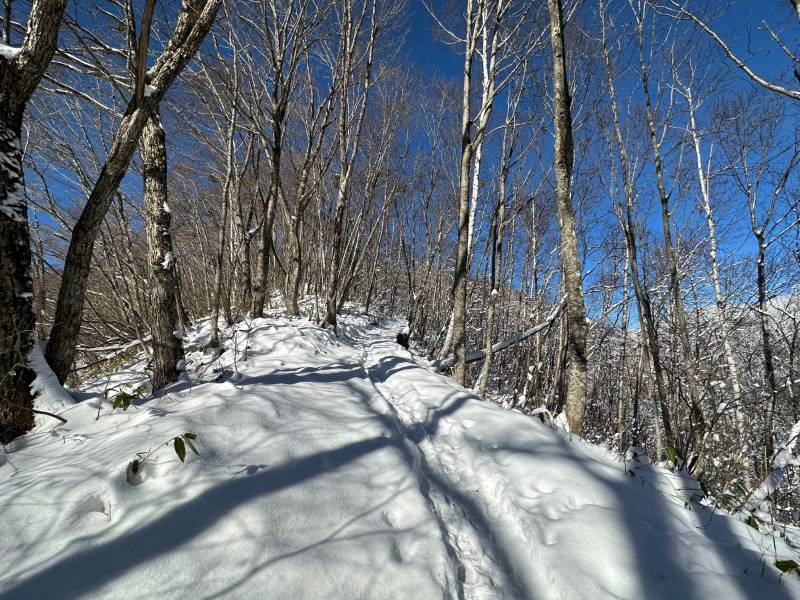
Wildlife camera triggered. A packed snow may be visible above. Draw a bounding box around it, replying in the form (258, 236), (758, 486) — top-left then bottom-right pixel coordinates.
(1, 304), (799, 599)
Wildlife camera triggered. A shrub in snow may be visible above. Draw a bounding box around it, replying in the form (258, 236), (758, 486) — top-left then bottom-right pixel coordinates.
(126, 432), (199, 485)
(112, 391), (135, 411)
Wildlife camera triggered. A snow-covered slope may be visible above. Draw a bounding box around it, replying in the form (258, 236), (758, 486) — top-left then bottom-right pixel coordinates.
(1, 308), (799, 599)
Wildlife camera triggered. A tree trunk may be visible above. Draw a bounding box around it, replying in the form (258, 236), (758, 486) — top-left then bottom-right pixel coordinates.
(600, 2), (675, 456)
(548, 0), (588, 434)
(451, 0), (476, 385)
(141, 109), (184, 390)
(617, 253), (630, 450)
(0, 113), (37, 443)
(476, 122), (510, 397)
(325, 177), (347, 329)
(756, 234), (778, 475)
(32, 220), (47, 340)
(0, 0), (69, 442)
(685, 83), (748, 483)
(174, 267), (192, 331)
(633, 4), (704, 468)
(3, 0), (10, 45)
(233, 181), (252, 313)
(324, 0), (378, 331)
(253, 126), (281, 317)
(285, 211), (303, 316)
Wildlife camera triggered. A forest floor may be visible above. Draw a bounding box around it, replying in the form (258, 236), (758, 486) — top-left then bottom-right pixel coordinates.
(1, 303), (799, 599)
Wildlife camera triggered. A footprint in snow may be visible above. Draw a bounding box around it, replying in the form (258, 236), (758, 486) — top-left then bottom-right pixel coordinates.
(71, 492), (111, 529)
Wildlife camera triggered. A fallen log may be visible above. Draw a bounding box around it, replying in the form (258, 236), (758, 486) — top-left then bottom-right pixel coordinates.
(432, 298), (565, 373)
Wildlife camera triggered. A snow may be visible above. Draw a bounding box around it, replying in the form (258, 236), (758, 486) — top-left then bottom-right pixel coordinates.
(0, 130), (26, 223)
(2, 306), (799, 599)
(0, 42), (21, 60)
(161, 251), (173, 270)
(742, 418), (800, 516)
(144, 84), (157, 97)
(29, 341), (76, 414)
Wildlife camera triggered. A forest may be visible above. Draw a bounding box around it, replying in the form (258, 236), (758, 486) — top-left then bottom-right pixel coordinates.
(1, 0), (800, 589)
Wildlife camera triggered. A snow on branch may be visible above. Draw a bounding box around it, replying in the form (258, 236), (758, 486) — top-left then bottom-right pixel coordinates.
(738, 418), (800, 516)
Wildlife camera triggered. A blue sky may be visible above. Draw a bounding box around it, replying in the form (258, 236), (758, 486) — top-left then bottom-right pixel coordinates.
(406, 1), (463, 77)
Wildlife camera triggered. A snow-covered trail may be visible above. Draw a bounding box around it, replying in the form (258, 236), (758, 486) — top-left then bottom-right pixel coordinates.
(352, 322), (800, 600)
(1, 310), (799, 599)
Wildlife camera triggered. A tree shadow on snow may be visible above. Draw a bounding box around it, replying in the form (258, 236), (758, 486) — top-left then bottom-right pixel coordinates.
(235, 363), (366, 388)
(492, 435), (797, 600)
(362, 354), (799, 599)
(7, 350), (788, 600)
(0, 435), (396, 599)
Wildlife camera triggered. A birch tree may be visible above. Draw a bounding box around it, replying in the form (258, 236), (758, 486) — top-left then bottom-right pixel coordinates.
(547, 0), (588, 434)
(599, 0), (674, 457)
(323, 0), (389, 331)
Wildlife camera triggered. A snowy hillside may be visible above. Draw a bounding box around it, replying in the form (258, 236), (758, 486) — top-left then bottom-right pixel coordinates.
(1, 307), (799, 599)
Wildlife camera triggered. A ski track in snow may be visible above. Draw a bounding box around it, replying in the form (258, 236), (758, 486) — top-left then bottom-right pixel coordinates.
(1, 307), (800, 599)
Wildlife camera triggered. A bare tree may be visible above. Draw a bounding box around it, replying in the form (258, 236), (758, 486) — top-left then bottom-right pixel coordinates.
(46, 0), (222, 383)
(140, 109), (185, 389)
(630, 0), (706, 469)
(323, 0), (387, 331)
(599, 0), (674, 457)
(119, 0), (185, 391)
(249, 0), (324, 317)
(675, 64), (749, 483)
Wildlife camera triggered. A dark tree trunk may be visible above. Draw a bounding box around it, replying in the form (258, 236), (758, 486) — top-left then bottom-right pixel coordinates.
(174, 267), (192, 331)
(451, 16), (475, 386)
(285, 212), (303, 316)
(3, 0), (11, 44)
(253, 131), (280, 318)
(0, 114), (37, 443)
(141, 109), (184, 390)
(210, 190), (230, 346)
(0, 0), (69, 442)
(756, 234), (778, 473)
(325, 161), (347, 330)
